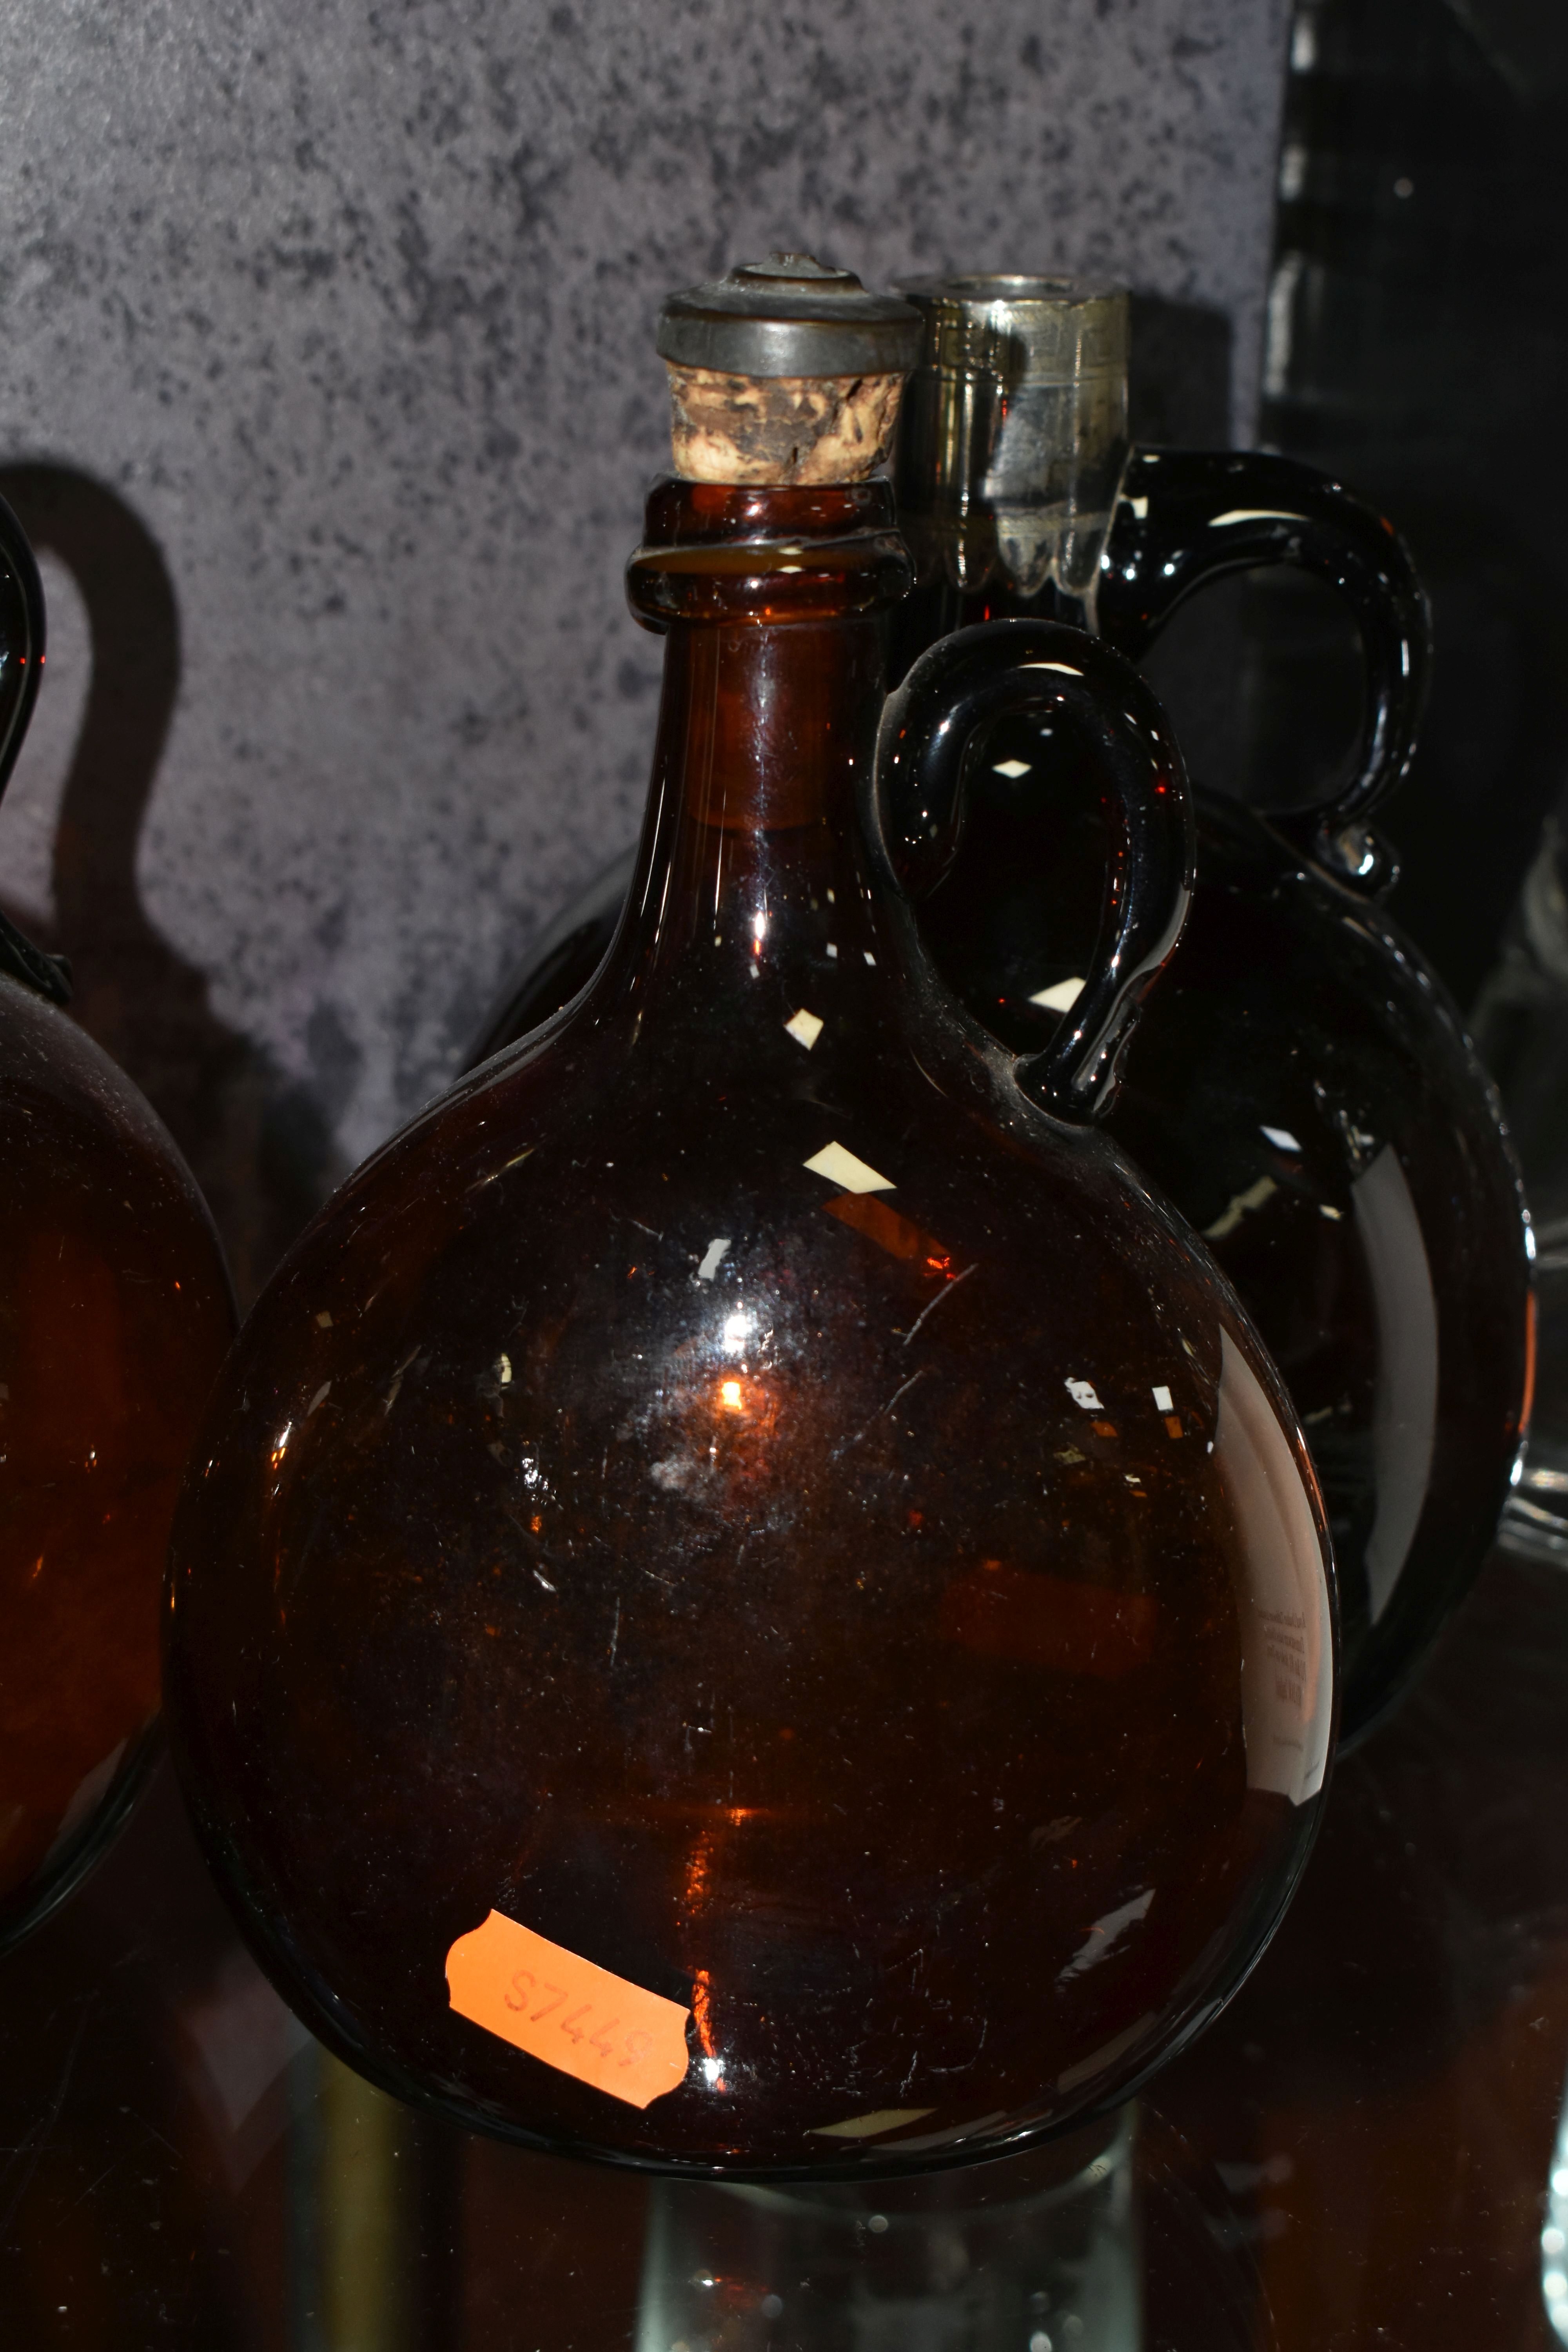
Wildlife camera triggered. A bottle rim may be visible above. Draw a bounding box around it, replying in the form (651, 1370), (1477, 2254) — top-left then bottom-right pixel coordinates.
(895, 270), (1127, 310)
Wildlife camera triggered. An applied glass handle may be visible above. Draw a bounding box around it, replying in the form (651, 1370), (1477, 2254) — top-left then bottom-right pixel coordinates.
(877, 617), (1194, 1120)
(1096, 446), (1430, 893)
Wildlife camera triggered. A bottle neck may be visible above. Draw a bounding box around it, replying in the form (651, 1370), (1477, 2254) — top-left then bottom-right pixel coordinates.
(608, 481), (913, 998)
(891, 282), (1130, 681)
(889, 570), (1094, 686)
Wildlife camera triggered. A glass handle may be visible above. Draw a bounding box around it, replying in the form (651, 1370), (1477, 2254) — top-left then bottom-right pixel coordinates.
(0, 491), (70, 1003)
(877, 617), (1194, 1120)
(1097, 446), (1431, 892)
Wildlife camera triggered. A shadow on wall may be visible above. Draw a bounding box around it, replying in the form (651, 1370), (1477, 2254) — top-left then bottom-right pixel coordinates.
(0, 465), (344, 1310)
(1126, 292), (1232, 447)
(1123, 295), (1261, 807)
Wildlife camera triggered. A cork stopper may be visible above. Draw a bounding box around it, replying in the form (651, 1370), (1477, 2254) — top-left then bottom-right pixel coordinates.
(657, 254), (922, 487)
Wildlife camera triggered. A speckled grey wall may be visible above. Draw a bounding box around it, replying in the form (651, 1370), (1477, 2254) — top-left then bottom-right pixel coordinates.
(0, 0), (1289, 1291)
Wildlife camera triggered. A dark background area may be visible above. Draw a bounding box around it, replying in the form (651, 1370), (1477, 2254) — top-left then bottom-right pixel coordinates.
(1147, 0), (1568, 1007)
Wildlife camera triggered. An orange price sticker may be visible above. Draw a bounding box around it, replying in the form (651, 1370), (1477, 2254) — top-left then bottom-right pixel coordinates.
(445, 1909), (692, 2109)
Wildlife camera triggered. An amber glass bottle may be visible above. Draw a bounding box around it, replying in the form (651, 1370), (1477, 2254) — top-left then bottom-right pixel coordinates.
(0, 493), (235, 1950)
(474, 274), (1532, 1750)
(165, 263), (1336, 2178)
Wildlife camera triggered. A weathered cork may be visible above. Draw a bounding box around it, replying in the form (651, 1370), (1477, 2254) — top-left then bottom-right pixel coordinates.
(666, 363), (907, 486)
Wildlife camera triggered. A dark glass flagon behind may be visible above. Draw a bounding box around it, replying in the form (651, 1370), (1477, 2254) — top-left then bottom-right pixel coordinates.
(0, 492), (236, 1951)
(165, 479), (1336, 2176)
(472, 448), (1532, 1748)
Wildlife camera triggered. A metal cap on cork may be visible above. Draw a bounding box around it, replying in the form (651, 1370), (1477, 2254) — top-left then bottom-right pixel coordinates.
(893, 273), (1131, 601)
(657, 253), (923, 486)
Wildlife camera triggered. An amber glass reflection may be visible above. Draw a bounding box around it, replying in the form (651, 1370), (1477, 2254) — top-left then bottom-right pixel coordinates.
(0, 977), (234, 1947)
(166, 481), (1335, 2178)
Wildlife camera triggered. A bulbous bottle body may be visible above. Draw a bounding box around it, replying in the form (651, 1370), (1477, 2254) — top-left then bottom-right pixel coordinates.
(0, 975), (235, 1947)
(165, 484), (1335, 2175)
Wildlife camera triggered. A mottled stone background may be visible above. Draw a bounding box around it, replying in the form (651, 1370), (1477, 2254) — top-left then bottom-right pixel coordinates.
(0, 0), (1290, 1294)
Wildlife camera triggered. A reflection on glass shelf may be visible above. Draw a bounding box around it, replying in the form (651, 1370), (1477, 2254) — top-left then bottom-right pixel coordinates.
(1474, 827), (1568, 1565)
(1545, 2069), (1568, 2345)
(287, 2042), (425, 2352)
(1499, 1218), (1568, 1564)
(634, 2111), (1140, 2352)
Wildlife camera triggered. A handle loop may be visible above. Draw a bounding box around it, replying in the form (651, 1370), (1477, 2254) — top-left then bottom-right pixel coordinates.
(1097, 448), (1430, 891)
(877, 618), (1193, 1119)
(0, 493), (69, 1003)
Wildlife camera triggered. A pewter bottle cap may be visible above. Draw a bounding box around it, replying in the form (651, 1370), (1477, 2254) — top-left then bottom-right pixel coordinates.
(657, 253), (923, 379)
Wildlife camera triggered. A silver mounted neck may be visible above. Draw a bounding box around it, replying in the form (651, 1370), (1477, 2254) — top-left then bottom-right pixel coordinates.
(893, 274), (1130, 602)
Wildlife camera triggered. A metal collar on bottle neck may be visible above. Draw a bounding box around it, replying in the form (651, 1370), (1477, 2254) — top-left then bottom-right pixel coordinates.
(897, 273), (1127, 379)
(893, 272), (1131, 602)
(657, 254), (924, 379)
